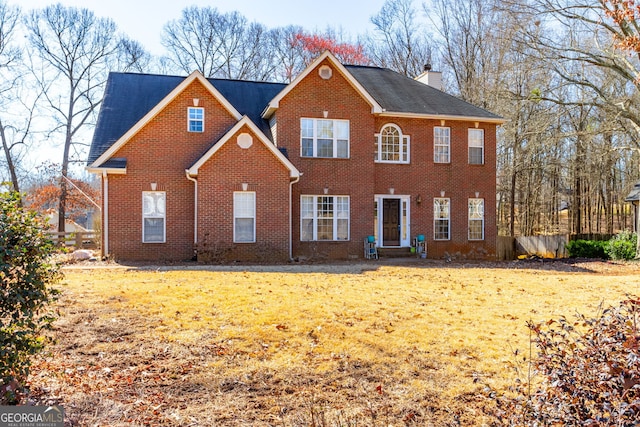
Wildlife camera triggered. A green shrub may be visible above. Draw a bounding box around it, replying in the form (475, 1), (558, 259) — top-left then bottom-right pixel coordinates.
(0, 192), (61, 404)
(606, 231), (637, 260)
(565, 239), (608, 259)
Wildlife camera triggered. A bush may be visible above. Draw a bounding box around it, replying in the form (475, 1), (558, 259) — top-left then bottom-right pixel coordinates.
(0, 192), (61, 404)
(566, 239), (608, 259)
(491, 298), (640, 425)
(606, 231), (637, 260)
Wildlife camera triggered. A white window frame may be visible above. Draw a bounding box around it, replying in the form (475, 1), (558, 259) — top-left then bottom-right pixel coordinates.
(188, 107), (204, 133)
(300, 118), (349, 158)
(375, 123), (410, 163)
(468, 129), (484, 165)
(234, 191), (256, 243)
(434, 197), (450, 241)
(434, 127), (450, 163)
(468, 198), (484, 240)
(142, 191), (166, 243)
(300, 195), (350, 241)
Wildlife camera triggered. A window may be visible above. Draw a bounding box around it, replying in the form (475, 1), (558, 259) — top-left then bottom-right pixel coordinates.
(142, 191), (166, 243)
(375, 124), (410, 163)
(434, 127), (450, 163)
(468, 129), (484, 164)
(468, 198), (484, 240)
(301, 118), (349, 158)
(434, 198), (450, 240)
(301, 195), (349, 241)
(234, 192), (255, 243)
(188, 107), (204, 132)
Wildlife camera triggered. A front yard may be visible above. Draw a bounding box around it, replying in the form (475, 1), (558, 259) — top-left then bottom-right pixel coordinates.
(28, 259), (640, 426)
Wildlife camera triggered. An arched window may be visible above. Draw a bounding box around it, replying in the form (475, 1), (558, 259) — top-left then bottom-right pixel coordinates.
(375, 124), (409, 163)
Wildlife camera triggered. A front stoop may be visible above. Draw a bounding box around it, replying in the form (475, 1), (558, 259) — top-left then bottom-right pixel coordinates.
(376, 247), (415, 258)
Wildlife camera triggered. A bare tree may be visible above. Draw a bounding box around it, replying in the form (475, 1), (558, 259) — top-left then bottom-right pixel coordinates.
(25, 4), (123, 232)
(161, 6), (271, 80)
(367, 0), (435, 77)
(267, 25), (307, 83)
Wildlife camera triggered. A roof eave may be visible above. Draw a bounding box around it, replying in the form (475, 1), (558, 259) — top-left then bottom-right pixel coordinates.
(377, 111), (506, 124)
(86, 166), (127, 175)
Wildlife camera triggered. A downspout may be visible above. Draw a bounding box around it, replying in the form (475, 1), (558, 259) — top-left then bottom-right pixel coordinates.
(102, 171), (109, 257)
(289, 174), (300, 261)
(185, 171), (198, 248)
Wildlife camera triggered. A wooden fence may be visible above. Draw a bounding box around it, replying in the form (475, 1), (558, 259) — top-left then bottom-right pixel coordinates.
(497, 234), (569, 260)
(47, 231), (100, 250)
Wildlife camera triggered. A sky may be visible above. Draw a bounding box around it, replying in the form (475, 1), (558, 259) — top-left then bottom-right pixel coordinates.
(4, 0), (392, 171)
(9, 0), (389, 56)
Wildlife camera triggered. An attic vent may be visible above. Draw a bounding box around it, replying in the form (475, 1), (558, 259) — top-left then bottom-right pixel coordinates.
(237, 133), (253, 149)
(319, 65), (332, 80)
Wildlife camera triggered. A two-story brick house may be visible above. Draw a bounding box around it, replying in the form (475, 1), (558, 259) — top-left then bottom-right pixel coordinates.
(87, 51), (503, 262)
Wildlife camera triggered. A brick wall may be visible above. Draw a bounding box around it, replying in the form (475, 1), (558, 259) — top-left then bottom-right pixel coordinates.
(106, 80), (238, 261)
(275, 58), (497, 260)
(275, 59), (376, 259)
(195, 124), (292, 262)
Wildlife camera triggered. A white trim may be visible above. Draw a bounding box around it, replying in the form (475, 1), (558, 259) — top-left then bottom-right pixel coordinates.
(434, 126), (451, 164)
(187, 106), (205, 133)
(373, 195), (411, 247)
(187, 116), (300, 179)
(103, 171), (109, 257)
(262, 51), (383, 118)
(300, 195), (350, 242)
(300, 118), (350, 159)
(374, 123), (410, 164)
(468, 128), (485, 165)
(86, 167), (126, 175)
(378, 111), (505, 124)
(289, 175), (300, 260)
(233, 191), (256, 243)
(142, 191), (166, 243)
(468, 198), (485, 241)
(90, 71), (242, 168)
(186, 172), (198, 245)
(434, 197), (451, 241)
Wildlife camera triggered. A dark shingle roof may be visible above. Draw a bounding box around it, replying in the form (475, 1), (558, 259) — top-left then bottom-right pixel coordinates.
(345, 65), (502, 120)
(626, 181), (640, 202)
(87, 72), (285, 166)
(89, 66), (502, 166)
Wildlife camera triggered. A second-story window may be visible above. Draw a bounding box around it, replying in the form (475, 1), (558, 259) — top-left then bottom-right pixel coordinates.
(434, 126), (450, 163)
(375, 124), (410, 163)
(301, 118), (349, 158)
(188, 107), (204, 132)
(468, 128), (484, 165)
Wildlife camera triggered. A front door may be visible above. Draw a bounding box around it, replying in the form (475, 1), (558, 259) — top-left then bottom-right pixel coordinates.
(382, 198), (400, 246)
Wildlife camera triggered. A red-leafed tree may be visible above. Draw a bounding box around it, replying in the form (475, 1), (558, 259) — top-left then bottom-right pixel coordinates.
(292, 32), (370, 66)
(26, 163), (100, 230)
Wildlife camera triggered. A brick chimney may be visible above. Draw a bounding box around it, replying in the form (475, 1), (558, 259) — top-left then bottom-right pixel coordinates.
(415, 64), (443, 91)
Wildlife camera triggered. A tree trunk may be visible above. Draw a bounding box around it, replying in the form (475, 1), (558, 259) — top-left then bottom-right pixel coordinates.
(0, 121), (20, 194)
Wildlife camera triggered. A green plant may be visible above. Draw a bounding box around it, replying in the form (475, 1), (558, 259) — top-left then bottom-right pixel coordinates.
(565, 239), (609, 259)
(606, 231), (637, 260)
(0, 192), (61, 404)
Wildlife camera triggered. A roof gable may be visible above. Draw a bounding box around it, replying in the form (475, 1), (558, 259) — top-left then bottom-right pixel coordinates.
(262, 51), (383, 119)
(187, 116), (300, 179)
(88, 71), (282, 168)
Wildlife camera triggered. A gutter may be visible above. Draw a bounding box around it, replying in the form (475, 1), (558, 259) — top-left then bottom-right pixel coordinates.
(185, 171), (198, 248)
(102, 171), (109, 257)
(289, 174), (300, 261)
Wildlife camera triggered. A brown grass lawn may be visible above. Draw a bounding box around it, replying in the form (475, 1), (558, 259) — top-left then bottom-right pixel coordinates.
(27, 259), (640, 426)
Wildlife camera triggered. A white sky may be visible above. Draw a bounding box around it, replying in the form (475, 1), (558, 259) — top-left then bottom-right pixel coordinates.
(9, 0), (388, 55)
